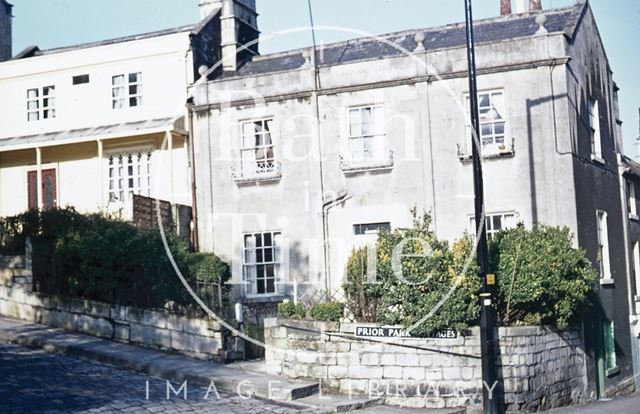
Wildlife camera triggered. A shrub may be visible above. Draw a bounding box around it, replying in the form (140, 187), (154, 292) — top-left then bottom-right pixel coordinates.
(278, 302), (306, 319)
(490, 225), (597, 329)
(1, 208), (230, 315)
(310, 302), (344, 322)
(343, 208), (597, 333)
(343, 247), (379, 322)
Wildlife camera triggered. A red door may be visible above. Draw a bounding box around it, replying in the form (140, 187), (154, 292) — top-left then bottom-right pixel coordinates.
(27, 169), (57, 210)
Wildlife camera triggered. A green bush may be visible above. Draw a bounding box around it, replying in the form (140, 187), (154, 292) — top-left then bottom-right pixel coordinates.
(310, 302), (344, 322)
(342, 208), (597, 334)
(490, 225), (597, 329)
(278, 302), (306, 319)
(1, 208), (230, 315)
(343, 247), (379, 322)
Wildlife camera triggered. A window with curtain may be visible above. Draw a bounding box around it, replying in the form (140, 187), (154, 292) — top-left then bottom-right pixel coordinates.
(465, 90), (506, 154)
(243, 232), (282, 296)
(240, 119), (275, 176)
(348, 105), (385, 161)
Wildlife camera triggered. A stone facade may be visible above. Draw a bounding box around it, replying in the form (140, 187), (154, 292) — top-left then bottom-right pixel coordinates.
(264, 319), (588, 412)
(0, 285), (225, 361)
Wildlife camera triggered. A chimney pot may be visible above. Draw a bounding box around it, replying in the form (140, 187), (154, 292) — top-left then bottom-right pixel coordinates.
(501, 0), (512, 16)
(529, 0), (542, 11)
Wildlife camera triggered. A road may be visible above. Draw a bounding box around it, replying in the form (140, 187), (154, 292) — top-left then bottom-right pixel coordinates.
(3, 340), (640, 414)
(0, 342), (321, 414)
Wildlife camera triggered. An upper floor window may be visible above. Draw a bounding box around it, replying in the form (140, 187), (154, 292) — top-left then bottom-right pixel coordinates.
(107, 150), (152, 203)
(628, 180), (637, 218)
(112, 72), (142, 109)
(470, 212), (517, 240)
(243, 231), (282, 296)
(465, 90), (506, 154)
(589, 98), (603, 160)
(348, 105), (385, 161)
(231, 118), (282, 183)
(596, 210), (611, 280)
(27, 86), (56, 122)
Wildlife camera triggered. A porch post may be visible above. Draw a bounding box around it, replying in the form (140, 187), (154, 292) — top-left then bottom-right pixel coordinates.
(35, 147), (42, 209)
(97, 139), (104, 209)
(166, 130), (174, 204)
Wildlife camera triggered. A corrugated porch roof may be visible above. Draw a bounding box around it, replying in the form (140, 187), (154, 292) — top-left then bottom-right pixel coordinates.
(0, 117), (186, 153)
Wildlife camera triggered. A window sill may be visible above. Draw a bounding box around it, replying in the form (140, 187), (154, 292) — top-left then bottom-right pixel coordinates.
(634, 295), (640, 302)
(458, 150), (515, 163)
(231, 163), (282, 185)
(591, 155), (606, 165)
(242, 294), (287, 304)
(340, 150), (394, 174)
(606, 366), (620, 377)
(600, 278), (615, 286)
(629, 213), (639, 222)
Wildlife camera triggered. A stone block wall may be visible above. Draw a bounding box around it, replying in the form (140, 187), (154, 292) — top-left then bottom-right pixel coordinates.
(264, 319), (588, 412)
(0, 285), (225, 361)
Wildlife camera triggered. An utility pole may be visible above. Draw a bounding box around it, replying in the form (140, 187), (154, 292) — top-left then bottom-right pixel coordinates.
(464, 0), (500, 413)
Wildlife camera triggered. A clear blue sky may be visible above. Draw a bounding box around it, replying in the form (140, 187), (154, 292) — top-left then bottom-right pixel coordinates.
(11, 0), (639, 156)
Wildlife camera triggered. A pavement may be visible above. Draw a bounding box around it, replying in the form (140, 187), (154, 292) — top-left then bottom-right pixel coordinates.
(3, 315), (640, 413)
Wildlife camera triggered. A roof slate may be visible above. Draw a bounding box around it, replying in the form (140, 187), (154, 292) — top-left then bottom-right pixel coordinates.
(235, 3), (584, 78)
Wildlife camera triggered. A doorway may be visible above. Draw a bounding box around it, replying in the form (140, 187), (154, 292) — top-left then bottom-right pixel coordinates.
(27, 168), (57, 210)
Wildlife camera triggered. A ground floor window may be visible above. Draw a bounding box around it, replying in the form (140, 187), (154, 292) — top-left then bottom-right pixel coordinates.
(604, 320), (618, 376)
(243, 232), (282, 295)
(108, 150), (152, 203)
(353, 222), (391, 236)
(469, 212), (517, 239)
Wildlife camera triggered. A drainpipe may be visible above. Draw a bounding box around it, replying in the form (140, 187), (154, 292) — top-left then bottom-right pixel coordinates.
(187, 101), (199, 251)
(322, 190), (351, 299)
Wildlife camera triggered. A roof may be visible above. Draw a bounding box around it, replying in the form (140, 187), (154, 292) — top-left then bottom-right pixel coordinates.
(0, 118), (185, 152)
(11, 7), (222, 60)
(233, 2), (586, 78)
(623, 155), (640, 178)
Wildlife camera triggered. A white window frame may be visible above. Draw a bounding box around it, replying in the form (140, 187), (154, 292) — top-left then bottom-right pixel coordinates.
(628, 180), (638, 219)
(238, 118), (277, 177)
(633, 242), (640, 298)
(112, 72), (142, 109)
(347, 104), (386, 161)
(353, 222), (391, 236)
(589, 97), (603, 161)
(27, 85), (56, 122)
(106, 148), (153, 204)
(469, 211), (517, 240)
(242, 231), (282, 297)
(596, 210), (612, 282)
(464, 89), (507, 155)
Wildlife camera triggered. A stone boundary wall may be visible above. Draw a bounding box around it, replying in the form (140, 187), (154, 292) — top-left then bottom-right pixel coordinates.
(264, 319), (589, 412)
(0, 285), (225, 361)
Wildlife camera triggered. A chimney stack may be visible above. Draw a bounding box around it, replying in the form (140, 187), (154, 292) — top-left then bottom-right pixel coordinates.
(529, 0), (542, 11)
(500, 0), (512, 16)
(0, 0), (12, 62)
(219, 0), (259, 72)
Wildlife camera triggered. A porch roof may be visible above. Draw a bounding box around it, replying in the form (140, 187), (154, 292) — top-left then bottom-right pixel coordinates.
(0, 117), (186, 153)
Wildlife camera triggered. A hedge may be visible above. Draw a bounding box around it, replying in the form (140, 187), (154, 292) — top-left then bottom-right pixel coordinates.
(0, 208), (230, 316)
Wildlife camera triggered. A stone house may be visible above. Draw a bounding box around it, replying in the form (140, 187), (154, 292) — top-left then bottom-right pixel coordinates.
(0, 1), (228, 219)
(190, 0), (634, 399)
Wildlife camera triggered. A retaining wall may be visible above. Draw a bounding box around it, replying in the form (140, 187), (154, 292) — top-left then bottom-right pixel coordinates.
(0, 285), (225, 361)
(264, 319), (589, 412)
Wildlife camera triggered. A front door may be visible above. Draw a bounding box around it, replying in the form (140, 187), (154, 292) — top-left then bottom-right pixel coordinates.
(27, 169), (57, 210)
